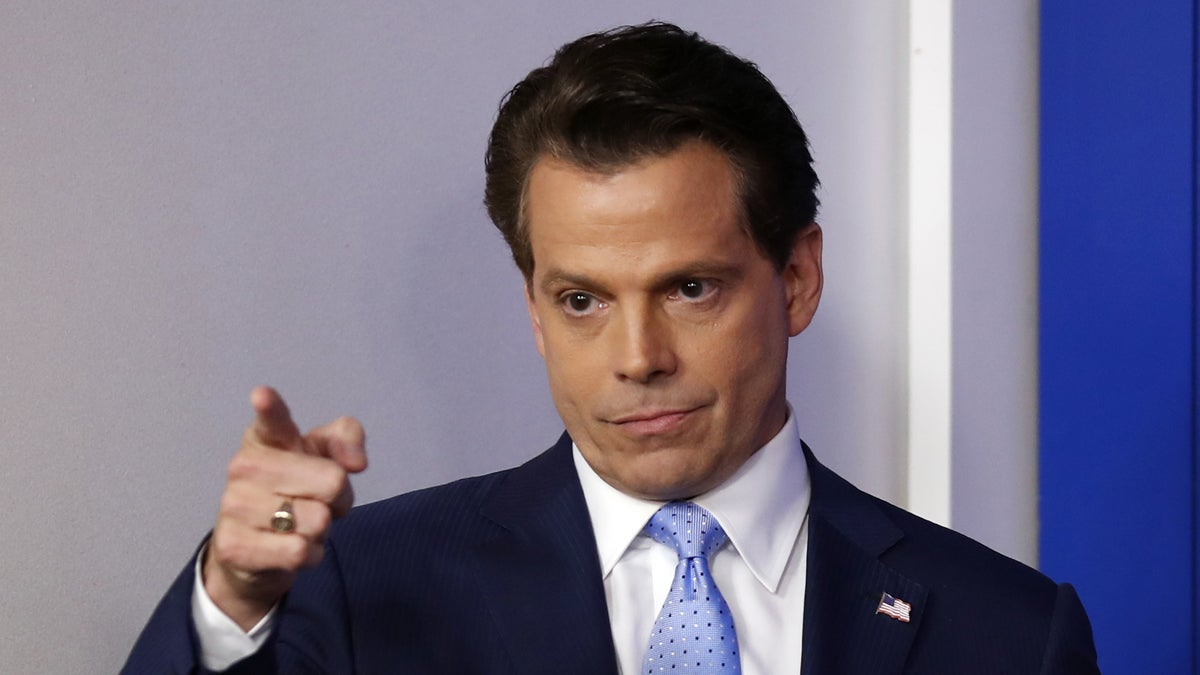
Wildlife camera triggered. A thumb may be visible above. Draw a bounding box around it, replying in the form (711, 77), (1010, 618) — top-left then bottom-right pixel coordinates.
(306, 416), (368, 474)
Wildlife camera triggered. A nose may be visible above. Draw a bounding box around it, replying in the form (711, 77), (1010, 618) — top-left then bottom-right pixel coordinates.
(610, 304), (677, 383)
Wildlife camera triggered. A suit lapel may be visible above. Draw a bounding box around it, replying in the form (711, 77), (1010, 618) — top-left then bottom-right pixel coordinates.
(466, 436), (928, 674)
(473, 434), (619, 675)
(800, 445), (927, 675)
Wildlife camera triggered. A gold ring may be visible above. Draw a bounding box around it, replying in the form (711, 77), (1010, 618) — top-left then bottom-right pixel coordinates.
(270, 499), (296, 533)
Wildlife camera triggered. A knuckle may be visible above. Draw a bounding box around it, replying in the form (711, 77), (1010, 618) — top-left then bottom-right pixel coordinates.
(217, 491), (241, 518)
(282, 536), (309, 568)
(317, 463), (347, 498)
(226, 451), (258, 481)
(212, 536), (245, 568)
(309, 505), (332, 534)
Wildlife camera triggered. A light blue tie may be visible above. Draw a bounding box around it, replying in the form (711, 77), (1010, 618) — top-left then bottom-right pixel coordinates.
(642, 502), (741, 674)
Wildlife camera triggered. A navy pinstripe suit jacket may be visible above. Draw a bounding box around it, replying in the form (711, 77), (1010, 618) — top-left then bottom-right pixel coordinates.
(124, 434), (1099, 674)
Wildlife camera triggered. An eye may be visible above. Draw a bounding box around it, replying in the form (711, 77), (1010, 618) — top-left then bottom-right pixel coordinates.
(559, 291), (604, 317)
(679, 279), (706, 299)
(675, 279), (716, 302)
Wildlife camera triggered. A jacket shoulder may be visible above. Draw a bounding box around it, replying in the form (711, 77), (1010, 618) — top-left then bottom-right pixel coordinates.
(808, 447), (1053, 595)
(805, 447), (1098, 672)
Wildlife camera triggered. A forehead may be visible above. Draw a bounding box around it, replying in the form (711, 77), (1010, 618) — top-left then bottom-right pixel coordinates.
(524, 143), (759, 286)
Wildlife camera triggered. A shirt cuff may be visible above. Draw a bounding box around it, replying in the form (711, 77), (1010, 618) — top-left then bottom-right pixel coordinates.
(190, 545), (277, 671)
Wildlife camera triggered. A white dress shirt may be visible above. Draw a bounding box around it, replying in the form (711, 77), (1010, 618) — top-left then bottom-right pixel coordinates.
(191, 557), (275, 670)
(574, 411), (810, 675)
(193, 412), (811, 672)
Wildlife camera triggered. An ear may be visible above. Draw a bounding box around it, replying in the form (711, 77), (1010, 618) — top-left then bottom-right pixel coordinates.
(525, 282), (547, 357)
(783, 222), (824, 336)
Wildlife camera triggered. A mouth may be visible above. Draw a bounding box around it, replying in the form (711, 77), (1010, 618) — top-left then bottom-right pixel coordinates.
(608, 407), (701, 437)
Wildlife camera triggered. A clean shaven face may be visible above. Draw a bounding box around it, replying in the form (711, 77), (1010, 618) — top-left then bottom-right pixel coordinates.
(523, 141), (823, 500)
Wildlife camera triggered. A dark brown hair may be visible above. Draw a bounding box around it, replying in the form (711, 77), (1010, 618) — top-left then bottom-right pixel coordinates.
(484, 21), (819, 279)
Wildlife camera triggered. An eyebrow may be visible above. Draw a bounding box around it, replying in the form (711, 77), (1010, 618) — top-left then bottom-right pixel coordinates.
(536, 261), (746, 298)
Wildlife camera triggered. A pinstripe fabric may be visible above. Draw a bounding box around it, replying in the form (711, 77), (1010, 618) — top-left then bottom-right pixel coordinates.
(799, 446), (1097, 674)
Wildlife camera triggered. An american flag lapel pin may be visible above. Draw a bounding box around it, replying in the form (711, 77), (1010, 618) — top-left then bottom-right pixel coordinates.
(876, 592), (912, 623)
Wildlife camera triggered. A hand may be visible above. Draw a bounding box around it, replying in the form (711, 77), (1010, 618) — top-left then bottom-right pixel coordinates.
(203, 386), (367, 630)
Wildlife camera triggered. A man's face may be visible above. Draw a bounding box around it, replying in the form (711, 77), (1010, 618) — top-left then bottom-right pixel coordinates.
(524, 141), (823, 500)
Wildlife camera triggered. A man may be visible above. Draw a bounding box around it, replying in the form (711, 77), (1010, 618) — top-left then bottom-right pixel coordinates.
(125, 23), (1099, 674)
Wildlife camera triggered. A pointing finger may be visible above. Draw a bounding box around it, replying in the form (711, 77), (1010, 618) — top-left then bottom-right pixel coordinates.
(248, 386), (302, 449)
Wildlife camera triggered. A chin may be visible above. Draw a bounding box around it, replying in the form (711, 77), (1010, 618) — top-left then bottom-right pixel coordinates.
(616, 458), (725, 501)
(577, 430), (731, 499)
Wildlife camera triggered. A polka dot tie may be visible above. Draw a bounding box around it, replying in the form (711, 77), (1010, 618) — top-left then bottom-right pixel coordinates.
(641, 502), (741, 673)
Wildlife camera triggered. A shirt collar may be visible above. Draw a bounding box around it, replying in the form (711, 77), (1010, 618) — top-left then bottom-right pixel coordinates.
(572, 408), (810, 593)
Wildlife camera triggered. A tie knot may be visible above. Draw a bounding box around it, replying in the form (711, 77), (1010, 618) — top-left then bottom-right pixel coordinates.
(644, 502), (728, 560)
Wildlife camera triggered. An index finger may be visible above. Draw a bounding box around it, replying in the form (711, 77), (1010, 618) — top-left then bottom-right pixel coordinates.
(248, 386), (302, 449)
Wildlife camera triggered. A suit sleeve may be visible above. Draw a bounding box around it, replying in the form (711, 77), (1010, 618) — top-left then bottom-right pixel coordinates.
(122, 540), (355, 674)
(121, 542), (211, 675)
(1039, 583), (1100, 675)
(235, 538), (357, 673)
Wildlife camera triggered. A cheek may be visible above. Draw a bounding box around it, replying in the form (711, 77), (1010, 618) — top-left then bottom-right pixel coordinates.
(709, 313), (788, 394)
(723, 342), (777, 393)
(541, 337), (601, 408)
(718, 297), (786, 356)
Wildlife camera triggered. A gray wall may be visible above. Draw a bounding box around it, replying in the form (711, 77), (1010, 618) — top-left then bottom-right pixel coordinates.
(950, 0), (1041, 577)
(0, 2), (1035, 672)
